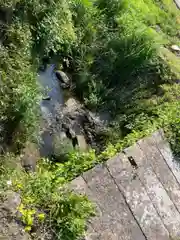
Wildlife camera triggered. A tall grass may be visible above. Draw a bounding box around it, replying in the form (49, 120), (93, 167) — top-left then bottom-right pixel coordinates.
(67, 0), (180, 152)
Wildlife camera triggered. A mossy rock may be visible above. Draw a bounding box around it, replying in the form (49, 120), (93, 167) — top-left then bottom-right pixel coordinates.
(53, 135), (74, 162)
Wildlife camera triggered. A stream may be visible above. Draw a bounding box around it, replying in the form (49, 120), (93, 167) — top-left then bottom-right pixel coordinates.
(37, 64), (111, 159)
(38, 64), (64, 157)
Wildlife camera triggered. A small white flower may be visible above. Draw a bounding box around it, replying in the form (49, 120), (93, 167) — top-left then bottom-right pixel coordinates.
(7, 180), (12, 186)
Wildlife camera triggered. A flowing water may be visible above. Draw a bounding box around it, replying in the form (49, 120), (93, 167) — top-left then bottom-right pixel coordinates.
(38, 64), (64, 157)
(38, 64), (64, 119)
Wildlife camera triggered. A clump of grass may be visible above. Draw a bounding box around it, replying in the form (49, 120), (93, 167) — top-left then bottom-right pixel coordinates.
(70, 0), (179, 114)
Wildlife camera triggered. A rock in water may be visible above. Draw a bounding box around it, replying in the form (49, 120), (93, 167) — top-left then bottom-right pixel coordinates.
(61, 97), (110, 153)
(42, 96), (51, 101)
(55, 70), (70, 89)
(171, 45), (180, 52)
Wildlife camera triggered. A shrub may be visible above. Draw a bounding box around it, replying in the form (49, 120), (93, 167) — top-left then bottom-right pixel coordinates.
(0, 0), (75, 149)
(0, 17), (40, 149)
(35, 0), (76, 57)
(53, 149), (97, 180)
(69, 0), (179, 113)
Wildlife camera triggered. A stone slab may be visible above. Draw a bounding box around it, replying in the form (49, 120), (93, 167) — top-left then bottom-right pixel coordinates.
(153, 130), (180, 185)
(106, 153), (170, 240)
(71, 130), (180, 240)
(124, 144), (180, 239)
(83, 164), (145, 240)
(138, 132), (180, 214)
(70, 175), (88, 195)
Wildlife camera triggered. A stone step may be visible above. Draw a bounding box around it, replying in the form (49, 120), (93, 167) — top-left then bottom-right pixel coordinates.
(106, 153), (170, 240)
(124, 144), (180, 239)
(138, 131), (180, 214)
(83, 165), (146, 240)
(153, 130), (180, 185)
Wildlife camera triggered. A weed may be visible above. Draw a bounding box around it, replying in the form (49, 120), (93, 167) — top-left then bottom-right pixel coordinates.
(18, 204), (36, 231)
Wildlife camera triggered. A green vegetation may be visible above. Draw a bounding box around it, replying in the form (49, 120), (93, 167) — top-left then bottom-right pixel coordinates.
(0, 157), (94, 239)
(0, 0), (180, 239)
(0, 0), (179, 151)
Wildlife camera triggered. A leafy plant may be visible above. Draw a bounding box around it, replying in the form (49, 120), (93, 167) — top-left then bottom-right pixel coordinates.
(35, 0), (76, 56)
(18, 204), (36, 232)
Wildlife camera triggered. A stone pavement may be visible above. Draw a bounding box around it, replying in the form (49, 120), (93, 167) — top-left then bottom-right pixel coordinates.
(174, 0), (180, 9)
(71, 130), (180, 240)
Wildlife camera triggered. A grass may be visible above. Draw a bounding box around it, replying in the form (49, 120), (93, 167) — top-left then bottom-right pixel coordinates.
(70, 0), (179, 111)
(68, 0), (180, 155)
(0, 0), (180, 239)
